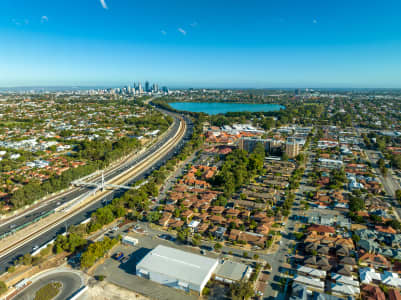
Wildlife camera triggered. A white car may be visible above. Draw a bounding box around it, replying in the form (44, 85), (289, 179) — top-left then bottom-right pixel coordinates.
(32, 245), (39, 251)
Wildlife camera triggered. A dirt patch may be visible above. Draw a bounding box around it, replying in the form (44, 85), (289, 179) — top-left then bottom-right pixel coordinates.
(86, 280), (148, 300)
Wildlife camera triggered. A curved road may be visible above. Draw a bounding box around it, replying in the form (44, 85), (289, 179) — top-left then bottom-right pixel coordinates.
(0, 110), (192, 272)
(14, 271), (82, 300)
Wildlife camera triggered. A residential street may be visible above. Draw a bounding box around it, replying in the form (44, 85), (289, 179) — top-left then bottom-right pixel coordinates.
(365, 149), (401, 220)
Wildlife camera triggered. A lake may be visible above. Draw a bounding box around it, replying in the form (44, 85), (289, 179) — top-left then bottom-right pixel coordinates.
(169, 102), (284, 115)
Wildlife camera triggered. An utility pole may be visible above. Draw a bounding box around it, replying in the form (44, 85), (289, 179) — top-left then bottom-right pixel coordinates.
(101, 171), (105, 191)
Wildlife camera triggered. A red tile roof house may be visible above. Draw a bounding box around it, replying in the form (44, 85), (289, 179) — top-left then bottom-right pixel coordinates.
(204, 170), (215, 179)
(194, 212), (209, 222)
(256, 223), (270, 235)
(181, 210), (194, 222)
(210, 206), (225, 215)
(209, 215), (226, 226)
(392, 261), (401, 274)
(200, 204), (210, 213)
(375, 225), (397, 234)
(199, 192), (218, 202)
(359, 253), (391, 269)
(252, 212), (268, 222)
(168, 219), (184, 229)
(307, 225), (336, 235)
(362, 284), (386, 300)
(158, 212), (172, 227)
(225, 208), (240, 218)
(229, 229), (266, 248)
(239, 210), (251, 219)
(389, 289), (401, 300)
(181, 200), (193, 209)
(228, 218), (244, 228)
(174, 185), (188, 192)
(164, 204), (175, 212)
(197, 222), (209, 234)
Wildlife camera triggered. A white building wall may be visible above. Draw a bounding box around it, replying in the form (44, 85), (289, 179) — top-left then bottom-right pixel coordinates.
(137, 268), (201, 293)
(200, 260), (219, 291)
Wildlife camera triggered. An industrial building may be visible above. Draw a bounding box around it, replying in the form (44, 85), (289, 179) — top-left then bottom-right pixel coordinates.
(121, 235), (139, 246)
(215, 260), (253, 284)
(136, 245), (218, 294)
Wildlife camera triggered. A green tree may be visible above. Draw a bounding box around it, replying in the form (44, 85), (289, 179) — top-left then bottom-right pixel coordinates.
(0, 281), (7, 295)
(214, 242), (222, 252)
(396, 189), (401, 202)
(21, 253), (32, 265)
(230, 280), (254, 300)
(385, 219), (401, 231)
(192, 234), (201, 247)
(349, 196), (365, 212)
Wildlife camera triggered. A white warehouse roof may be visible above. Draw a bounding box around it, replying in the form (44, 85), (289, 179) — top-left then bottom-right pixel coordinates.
(136, 245), (218, 292)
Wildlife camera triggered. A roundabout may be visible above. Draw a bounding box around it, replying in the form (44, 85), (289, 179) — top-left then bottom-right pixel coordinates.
(14, 269), (84, 300)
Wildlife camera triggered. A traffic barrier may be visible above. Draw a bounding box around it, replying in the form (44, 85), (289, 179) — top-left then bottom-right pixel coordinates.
(68, 286), (88, 300)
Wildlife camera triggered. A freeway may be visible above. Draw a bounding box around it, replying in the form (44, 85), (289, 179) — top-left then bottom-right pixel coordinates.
(0, 109), (192, 272)
(0, 108), (181, 238)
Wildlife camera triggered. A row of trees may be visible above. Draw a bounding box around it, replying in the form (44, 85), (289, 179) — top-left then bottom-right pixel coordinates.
(124, 112), (173, 132)
(213, 144), (265, 198)
(54, 233), (87, 254)
(80, 236), (119, 269)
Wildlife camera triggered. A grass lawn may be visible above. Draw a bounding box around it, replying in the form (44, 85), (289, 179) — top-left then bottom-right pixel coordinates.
(34, 281), (62, 300)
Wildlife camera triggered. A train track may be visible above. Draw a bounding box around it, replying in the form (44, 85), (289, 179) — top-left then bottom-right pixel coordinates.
(0, 114), (186, 259)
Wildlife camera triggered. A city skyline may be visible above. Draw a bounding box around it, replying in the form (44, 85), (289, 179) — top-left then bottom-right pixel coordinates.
(1, 0), (401, 88)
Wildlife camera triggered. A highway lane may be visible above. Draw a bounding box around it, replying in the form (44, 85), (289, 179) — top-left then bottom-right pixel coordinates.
(0, 114), (192, 272)
(0, 108), (182, 237)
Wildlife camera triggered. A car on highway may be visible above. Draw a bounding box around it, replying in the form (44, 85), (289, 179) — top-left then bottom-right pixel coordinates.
(32, 245), (39, 251)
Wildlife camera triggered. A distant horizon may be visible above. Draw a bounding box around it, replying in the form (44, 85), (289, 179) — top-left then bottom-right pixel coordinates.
(2, 84), (401, 91)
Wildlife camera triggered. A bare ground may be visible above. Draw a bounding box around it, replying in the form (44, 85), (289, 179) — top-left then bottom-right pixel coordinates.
(86, 280), (149, 300)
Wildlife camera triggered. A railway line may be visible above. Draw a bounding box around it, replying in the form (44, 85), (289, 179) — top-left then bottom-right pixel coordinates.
(0, 109), (190, 271)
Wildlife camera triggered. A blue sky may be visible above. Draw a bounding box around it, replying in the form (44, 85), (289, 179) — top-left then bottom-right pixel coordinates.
(1, 0), (401, 88)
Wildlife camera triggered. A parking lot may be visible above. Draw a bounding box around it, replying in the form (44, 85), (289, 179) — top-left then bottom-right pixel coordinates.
(93, 226), (224, 300)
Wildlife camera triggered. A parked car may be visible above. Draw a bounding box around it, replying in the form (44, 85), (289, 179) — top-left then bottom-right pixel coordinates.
(159, 234), (173, 241)
(114, 252), (124, 261)
(201, 245), (213, 251)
